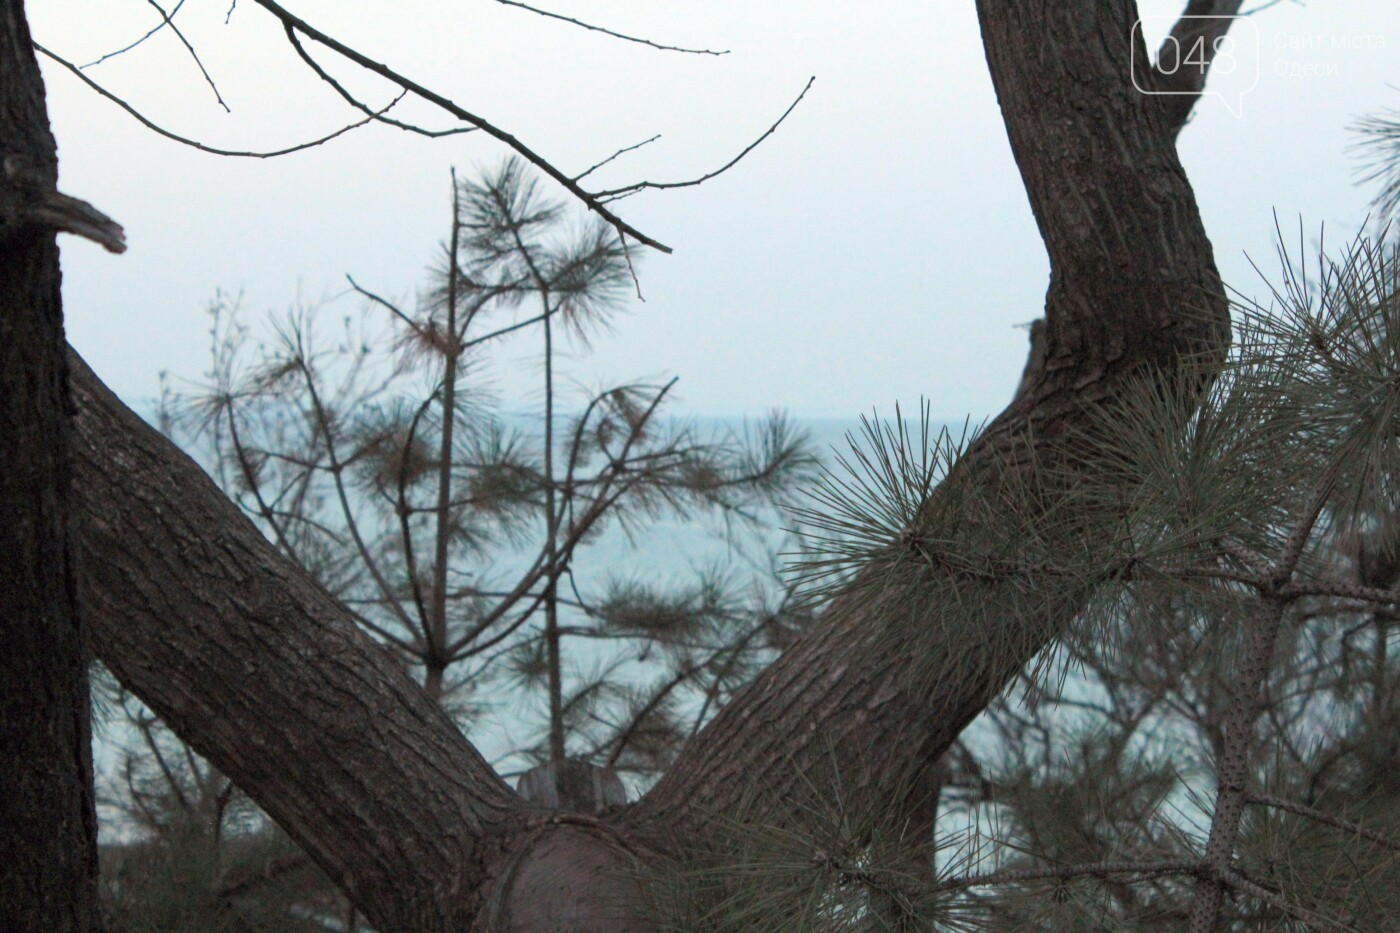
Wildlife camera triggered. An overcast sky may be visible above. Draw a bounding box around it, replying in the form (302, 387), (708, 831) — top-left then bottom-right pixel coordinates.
(29, 1), (1400, 421)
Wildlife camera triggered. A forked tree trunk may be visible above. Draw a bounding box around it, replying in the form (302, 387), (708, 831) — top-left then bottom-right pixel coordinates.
(0, 2), (102, 928)
(42, 0), (1234, 928)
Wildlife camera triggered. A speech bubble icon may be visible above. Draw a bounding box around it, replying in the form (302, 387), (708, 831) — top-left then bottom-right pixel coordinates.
(1131, 16), (1260, 120)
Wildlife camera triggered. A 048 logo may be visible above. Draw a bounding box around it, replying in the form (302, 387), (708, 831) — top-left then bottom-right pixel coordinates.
(1132, 16), (1260, 118)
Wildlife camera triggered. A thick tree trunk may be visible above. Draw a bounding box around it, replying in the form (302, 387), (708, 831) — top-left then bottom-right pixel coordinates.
(69, 354), (657, 930)
(0, 2), (102, 928)
(630, 0), (1229, 843)
(59, 0), (1233, 928)
(67, 355), (529, 931)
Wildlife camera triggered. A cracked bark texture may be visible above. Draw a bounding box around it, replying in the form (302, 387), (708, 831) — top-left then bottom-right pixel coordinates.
(629, 0), (1229, 844)
(52, 0), (1231, 928)
(0, 1), (102, 928)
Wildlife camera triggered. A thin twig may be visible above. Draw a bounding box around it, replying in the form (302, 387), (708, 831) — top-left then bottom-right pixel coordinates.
(573, 134), (662, 183)
(281, 24), (475, 139)
(605, 664), (696, 769)
(1242, 0), (1297, 15)
(594, 76), (815, 200)
(248, 0), (674, 252)
(394, 395), (437, 639)
(495, 1), (729, 55)
(147, 0), (231, 112)
(82, 0), (187, 68)
(38, 43), (403, 158)
(449, 387), (676, 661)
(292, 345), (418, 633)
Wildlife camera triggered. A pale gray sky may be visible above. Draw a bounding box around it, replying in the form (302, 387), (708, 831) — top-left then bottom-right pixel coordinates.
(30, 1), (1400, 419)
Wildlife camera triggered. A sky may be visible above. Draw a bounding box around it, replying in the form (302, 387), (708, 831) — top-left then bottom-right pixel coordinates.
(28, 1), (1400, 422)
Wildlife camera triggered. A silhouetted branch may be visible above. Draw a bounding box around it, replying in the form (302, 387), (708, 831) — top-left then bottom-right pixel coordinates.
(594, 76), (815, 201)
(37, 43), (405, 158)
(248, 0), (680, 251)
(281, 24), (475, 139)
(82, 0), (187, 68)
(147, 0), (231, 112)
(53, 2), (810, 255)
(574, 134), (662, 183)
(495, 0), (729, 56)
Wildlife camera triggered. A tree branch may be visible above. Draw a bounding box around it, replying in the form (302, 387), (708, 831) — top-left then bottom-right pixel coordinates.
(1247, 793), (1400, 853)
(37, 43), (405, 158)
(68, 349), (521, 930)
(495, 1), (729, 56)
(81, 0), (186, 68)
(1151, 0), (1247, 136)
(247, 0), (675, 251)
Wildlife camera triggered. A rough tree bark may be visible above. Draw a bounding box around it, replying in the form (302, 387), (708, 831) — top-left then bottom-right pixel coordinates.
(630, 0), (1229, 842)
(51, 0), (1235, 928)
(0, 1), (106, 928)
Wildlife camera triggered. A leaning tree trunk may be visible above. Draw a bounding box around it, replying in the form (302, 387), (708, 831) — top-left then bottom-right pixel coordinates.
(0, 2), (101, 928)
(58, 0), (1231, 928)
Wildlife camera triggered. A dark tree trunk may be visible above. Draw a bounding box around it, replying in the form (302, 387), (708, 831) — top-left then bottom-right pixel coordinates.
(0, 2), (102, 928)
(52, 0), (1233, 928)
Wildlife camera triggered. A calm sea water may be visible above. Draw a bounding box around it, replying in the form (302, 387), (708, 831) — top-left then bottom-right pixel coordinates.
(93, 413), (978, 836)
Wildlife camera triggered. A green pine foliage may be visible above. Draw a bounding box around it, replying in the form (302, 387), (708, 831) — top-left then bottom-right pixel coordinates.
(636, 230), (1400, 930)
(96, 159), (817, 928)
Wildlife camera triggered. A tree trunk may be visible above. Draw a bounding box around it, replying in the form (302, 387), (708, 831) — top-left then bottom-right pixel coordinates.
(57, 0), (1232, 928)
(0, 2), (102, 928)
(629, 0), (1229, 843)
(69, 353), (657, 930)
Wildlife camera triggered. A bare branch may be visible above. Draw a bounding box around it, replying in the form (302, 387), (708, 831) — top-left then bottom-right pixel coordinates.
(290, 344), (419, 634)
(1242, 0), (1297, 15)
(247, 0), (678, 252)
(146, 0), (231, 112)
(496, 1), (729, 56)
(594, 76), (815, 201)
(280, 23), (475, 140)
(573, 134), (661, 183)
(17, 187), (126, 254)
(223, 396), (299, 559)
(604, 664), (695, 769)
(81, 0), (187, 68)
(344, 276), (421, 335)
(58, 2), (808, 254)
(37, 43), (404, 158)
